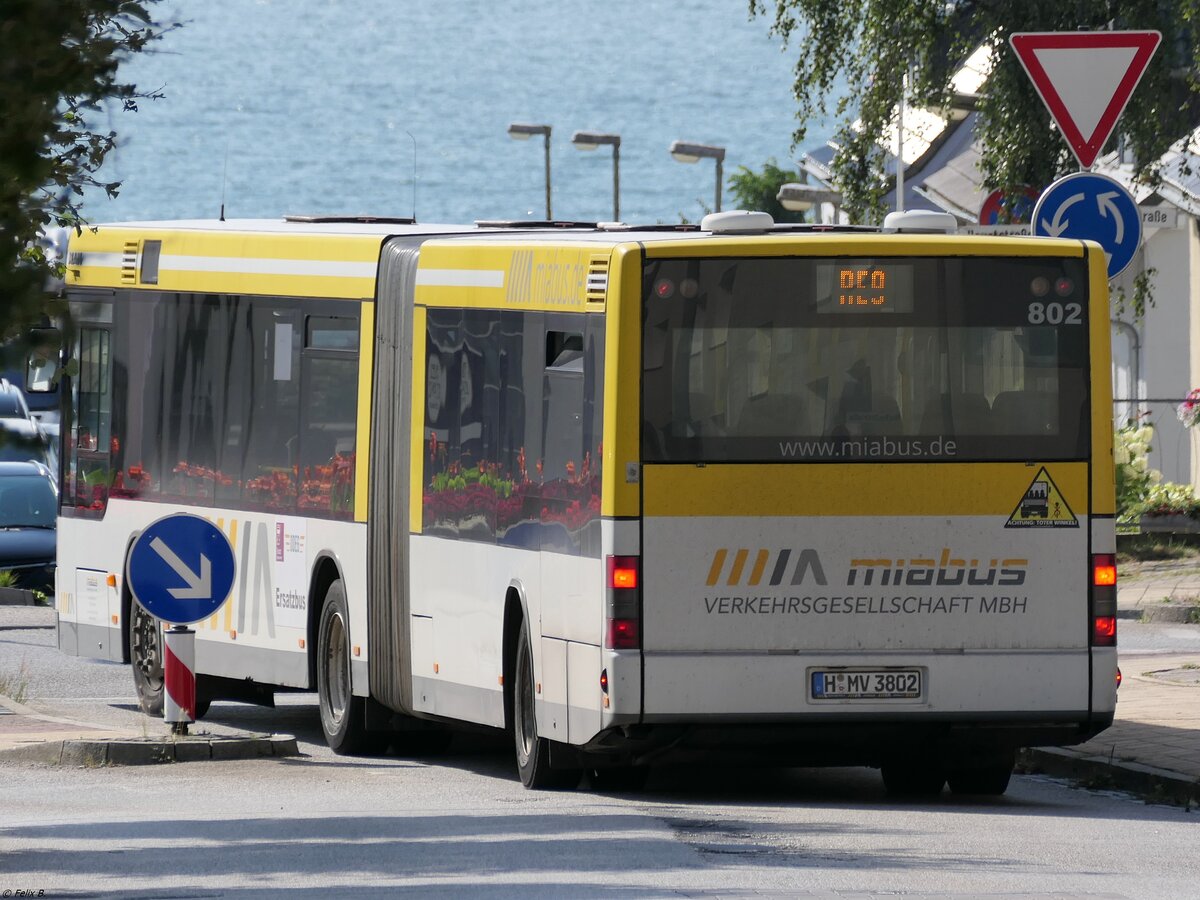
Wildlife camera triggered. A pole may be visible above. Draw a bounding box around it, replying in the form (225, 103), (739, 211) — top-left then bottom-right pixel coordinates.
(612, 144), (620, 222)
(404, 130), (417, 221)
(543, 131), (552, 220)
(163, 625), (196, 736)
(896, 66), (906, 213)
(715, 157), (723, 213)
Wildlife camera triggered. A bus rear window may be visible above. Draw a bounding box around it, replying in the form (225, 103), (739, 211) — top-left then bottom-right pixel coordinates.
(642, 256), (1090, 463)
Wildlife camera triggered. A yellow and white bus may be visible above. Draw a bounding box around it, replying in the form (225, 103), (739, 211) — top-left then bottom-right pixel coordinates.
(56, 209), (1117, 794)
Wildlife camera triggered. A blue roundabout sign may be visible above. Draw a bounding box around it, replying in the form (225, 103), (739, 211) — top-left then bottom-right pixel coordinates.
(1032, 172), (1142, 279)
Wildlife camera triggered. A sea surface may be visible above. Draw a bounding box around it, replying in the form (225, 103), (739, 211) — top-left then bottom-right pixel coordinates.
(86, 0), (838, 227)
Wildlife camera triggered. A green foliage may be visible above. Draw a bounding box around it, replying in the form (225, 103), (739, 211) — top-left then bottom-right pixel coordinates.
(1114, 420), (1159, 524)
(1112, 267), (1159, 321)
(1, 0), (171, 349)
(1135, 482), (1200, 520)
(0, 570), (18, 588)
(750, 0), (1200, 224)
(726, 159), (809, 222)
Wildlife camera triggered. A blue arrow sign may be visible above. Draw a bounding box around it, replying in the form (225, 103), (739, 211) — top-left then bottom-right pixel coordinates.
(127, 514), (236, 625)
(1032, 172), (1141, 278)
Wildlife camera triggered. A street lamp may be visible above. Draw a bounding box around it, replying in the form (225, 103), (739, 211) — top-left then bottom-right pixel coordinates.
(508, 122), (552, 219)
(670, 141), (726, 212)
(777, 182), (843, 223)
(571, 130), (621, 221)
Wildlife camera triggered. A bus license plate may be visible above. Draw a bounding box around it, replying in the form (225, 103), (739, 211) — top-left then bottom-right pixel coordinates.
(811, 669), (922, 700)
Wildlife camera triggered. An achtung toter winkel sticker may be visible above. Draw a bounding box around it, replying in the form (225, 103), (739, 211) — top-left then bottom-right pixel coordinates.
(1006, 467), (1078, 528)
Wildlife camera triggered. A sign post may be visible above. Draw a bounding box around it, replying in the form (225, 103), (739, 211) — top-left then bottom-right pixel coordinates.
(1010, 31), (1161, 169)
(127, 514), (236, 735)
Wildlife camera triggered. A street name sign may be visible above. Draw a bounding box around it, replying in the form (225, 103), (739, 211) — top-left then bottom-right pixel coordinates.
(1010, 31), (1161, 168)
(1032, 171), (1141, 278)
(127, 513), (236, 625)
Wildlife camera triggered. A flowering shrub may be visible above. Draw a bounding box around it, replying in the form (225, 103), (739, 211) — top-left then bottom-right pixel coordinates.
(1134, 482), (1200, 520)
(1177, 389), (1200, 428)
(1114, 420), (1161, 524)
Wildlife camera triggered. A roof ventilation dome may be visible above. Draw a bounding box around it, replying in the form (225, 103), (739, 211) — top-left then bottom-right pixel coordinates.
(701, 210), (775, 233)
(881, 210), (958, 233)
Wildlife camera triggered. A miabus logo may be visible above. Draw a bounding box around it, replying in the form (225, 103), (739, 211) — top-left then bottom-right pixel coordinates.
(706, 548), (827, 587)
(847, 548), (1029, 587)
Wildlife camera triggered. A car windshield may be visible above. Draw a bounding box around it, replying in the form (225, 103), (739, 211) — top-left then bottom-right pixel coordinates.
(0, 436), (48, 465)
(0, 393), (24, 417)
(0, 474), (56, 527)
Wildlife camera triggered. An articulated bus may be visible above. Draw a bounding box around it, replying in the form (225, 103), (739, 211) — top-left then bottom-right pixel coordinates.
(56, 209), (1117, 794)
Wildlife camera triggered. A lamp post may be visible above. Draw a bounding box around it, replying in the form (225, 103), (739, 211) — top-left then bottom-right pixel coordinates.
(508, 123), (552, 219)
(571, 131), (621, 221)
(777, 182), (843, 224)
(669, 141), (726, 212)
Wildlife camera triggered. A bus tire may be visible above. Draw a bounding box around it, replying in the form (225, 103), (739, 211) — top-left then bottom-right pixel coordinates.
(513, 626), (580, 790)
(947, 752), (1015, 796)
(881, 760), (946, 797)
(317, 579), (374, 755)
(129, 603), (211, 719)
(130, 601), (164, 717)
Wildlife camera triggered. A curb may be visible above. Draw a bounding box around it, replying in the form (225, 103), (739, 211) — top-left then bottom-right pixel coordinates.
(1116, 605), (1200, 624)
(0, 733), (299, 766)
(1020, 747), (1199, 807)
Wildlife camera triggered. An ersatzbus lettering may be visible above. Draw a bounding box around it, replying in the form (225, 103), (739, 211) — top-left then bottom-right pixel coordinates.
(55, 210), (1118, 795)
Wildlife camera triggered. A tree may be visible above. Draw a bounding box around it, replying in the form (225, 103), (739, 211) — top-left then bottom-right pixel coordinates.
(750, 0), (1200, 223)
(0, 0), (170, 357)
(726, 158), (810, 222)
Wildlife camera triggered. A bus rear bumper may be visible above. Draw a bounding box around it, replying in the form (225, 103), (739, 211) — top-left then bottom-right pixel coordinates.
(576, 715), (1113, 769)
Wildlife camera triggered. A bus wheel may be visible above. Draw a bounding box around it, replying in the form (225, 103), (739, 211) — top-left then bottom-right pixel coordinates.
(130, 602), (164, 717)
(947, 752), (1015, 796)
(317, 579), (373, 755)
(881, 760), (946, 797)
(513, 626), (580, 790)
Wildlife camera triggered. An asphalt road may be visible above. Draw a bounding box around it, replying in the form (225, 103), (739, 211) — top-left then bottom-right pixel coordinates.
(2, 622), (1199, 898)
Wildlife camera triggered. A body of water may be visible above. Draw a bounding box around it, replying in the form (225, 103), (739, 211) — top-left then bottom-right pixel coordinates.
(89, 0), (837, 226)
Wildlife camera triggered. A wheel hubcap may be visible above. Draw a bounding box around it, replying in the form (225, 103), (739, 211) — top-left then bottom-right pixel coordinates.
(515, 643), (535, 763)
(131, 607), (162, 687)
(324, 612), (348, 726)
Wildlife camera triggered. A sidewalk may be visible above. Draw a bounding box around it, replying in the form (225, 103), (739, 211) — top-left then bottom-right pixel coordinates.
(1, 580), (1197, 805)
(0, 604), (297, 764)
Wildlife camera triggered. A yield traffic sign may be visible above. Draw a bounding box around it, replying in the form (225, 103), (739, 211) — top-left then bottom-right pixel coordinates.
(1032, 172), (1141, 279)
(1010, 31), (1161, 168)
(127, 513), (236, 625)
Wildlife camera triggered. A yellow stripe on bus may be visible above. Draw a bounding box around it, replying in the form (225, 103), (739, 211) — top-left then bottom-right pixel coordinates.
(355, 303), (375, 523)
(1086, 244), (1117, 516)
(66, 228), (384, 299)
(409, 306), (428, 532)
(644, 463), (1090, 518)
(414, 242), (610, 313)
(601, 245), (643, 517)
(641, 233), (1089, 261)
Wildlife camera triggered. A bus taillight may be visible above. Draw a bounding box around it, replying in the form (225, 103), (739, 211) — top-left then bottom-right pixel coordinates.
(1092, 616), (1117, 646)
(606, 618), (640, 650)
(605, 555), (641, 650)
(608, 556), (639, 590)
(1090, 553), (1117, 647)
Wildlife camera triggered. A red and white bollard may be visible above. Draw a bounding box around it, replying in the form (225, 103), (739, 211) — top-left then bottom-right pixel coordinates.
(163, 625), (196, 735)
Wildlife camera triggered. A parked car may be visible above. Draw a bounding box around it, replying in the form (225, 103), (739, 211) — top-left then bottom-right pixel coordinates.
(0, 417), (57, 484)
(0, 460), (57, 591)
(0, 379), (33, 422)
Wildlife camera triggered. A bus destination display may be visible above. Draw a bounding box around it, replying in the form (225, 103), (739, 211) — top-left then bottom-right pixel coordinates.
(815, 260), (914, 313)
